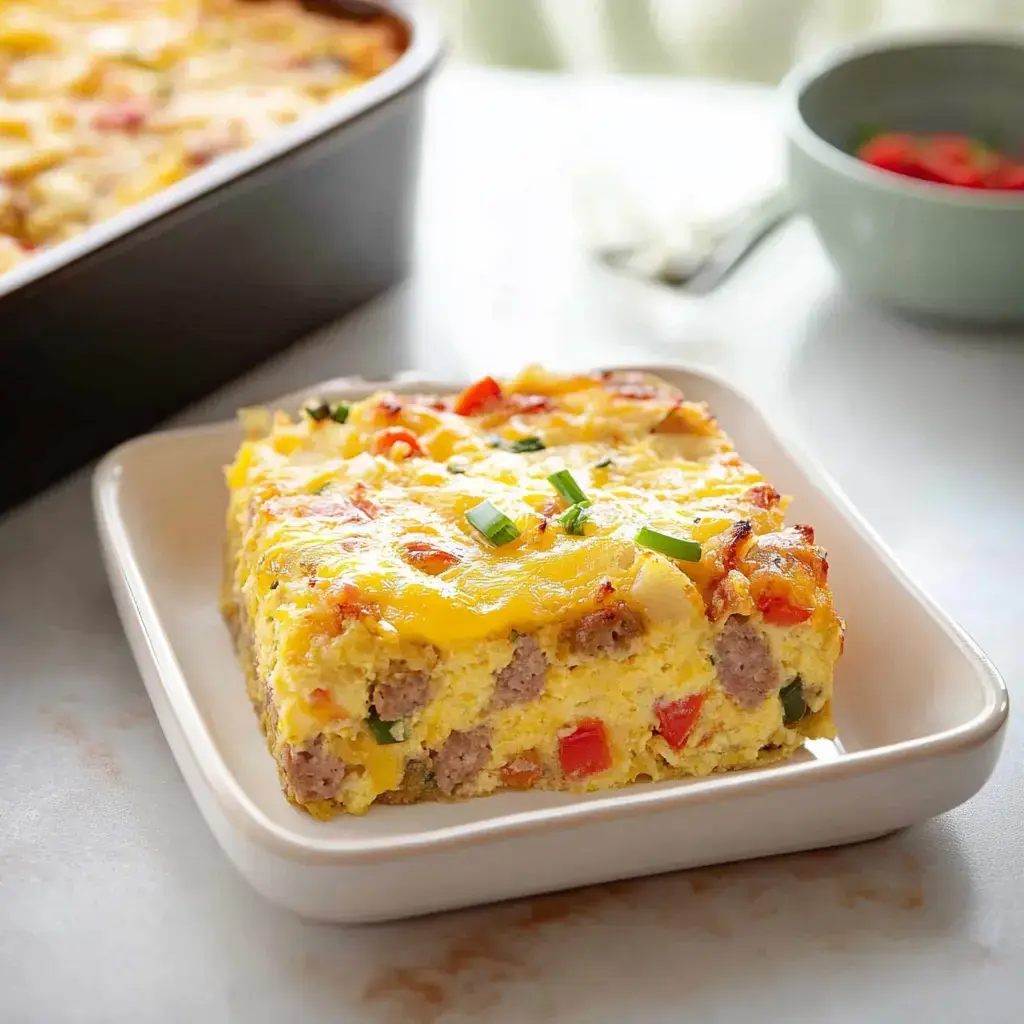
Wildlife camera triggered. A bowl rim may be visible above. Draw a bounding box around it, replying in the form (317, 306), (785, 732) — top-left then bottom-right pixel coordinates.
(780, 28), (1024, 208)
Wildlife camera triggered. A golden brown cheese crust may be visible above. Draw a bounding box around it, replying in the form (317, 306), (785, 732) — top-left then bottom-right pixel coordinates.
(0, 0), (404, 272)
(222, 367), (845, 817)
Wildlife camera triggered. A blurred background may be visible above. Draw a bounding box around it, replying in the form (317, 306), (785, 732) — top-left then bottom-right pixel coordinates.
(429, 0), (1024, 81)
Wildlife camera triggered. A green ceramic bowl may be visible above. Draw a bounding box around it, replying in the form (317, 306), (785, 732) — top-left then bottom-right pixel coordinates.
(783, 34), (1024, 325)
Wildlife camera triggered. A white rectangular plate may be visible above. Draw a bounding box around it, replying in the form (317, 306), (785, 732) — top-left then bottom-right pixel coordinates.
(93, 366), (1008, 922)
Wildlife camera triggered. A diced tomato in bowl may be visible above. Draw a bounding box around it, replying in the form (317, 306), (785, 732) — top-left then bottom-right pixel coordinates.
(857, 133), (922, 178)
(856, 130), (1024, 191)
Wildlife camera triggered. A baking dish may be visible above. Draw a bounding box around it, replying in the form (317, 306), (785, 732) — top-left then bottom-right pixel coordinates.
(93, 365), (1008, 923)
(0, 0), (443, 514)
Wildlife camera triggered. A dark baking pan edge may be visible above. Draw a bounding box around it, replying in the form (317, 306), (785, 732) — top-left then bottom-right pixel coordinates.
(0, 1), (445, 514)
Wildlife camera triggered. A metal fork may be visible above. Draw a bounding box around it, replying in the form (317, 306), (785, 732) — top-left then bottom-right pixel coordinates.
(592, 187), (794, 294)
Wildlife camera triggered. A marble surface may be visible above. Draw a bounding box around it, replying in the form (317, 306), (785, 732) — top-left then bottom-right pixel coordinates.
(2, 69), (1022, 1024)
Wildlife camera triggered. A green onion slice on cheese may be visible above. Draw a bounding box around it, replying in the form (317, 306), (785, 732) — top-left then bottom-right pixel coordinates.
(547, 469), (588, 506)
(487, 435), (546, 453)
(634, 525), (701, 562)
(467, 500), (521, 546)
(560, 500), (593, 536)
(304, 401), (331, 422)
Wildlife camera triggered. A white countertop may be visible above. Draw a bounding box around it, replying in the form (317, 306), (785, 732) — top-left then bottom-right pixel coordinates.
(2, 69), (1022, 1024)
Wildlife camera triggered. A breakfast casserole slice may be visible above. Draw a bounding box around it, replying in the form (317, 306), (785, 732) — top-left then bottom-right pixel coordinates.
(222, 367), (844, 818)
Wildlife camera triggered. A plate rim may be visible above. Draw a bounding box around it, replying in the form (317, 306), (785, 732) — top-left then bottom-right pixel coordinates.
(92, 363), (1010, 865)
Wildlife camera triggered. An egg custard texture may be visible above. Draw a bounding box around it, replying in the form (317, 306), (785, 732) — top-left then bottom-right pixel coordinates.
(222, 367), (844, 818)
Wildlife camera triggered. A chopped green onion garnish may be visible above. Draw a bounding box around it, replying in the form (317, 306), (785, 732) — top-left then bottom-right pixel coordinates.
(594, 456), (613, 469)
(447, 460), (469, 475)
(634, 526), (701, 562)
(367, 709), (404, 745)
(466, 499), (520, 546)
(304, 401), (331, 422)
(487, 435), (546, 454)
(330, 402), (350, 424)
(780, 677), (807, 726)
(560, 499), (593, 536)
(547, 469), (587, 506)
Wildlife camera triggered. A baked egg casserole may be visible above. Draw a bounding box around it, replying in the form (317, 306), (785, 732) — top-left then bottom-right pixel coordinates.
(223, 368), (845, 818)
(0, 0), (404, 273)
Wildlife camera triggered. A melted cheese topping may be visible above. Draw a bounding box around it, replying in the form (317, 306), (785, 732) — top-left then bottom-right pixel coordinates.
(229, 372), (768, 643)
(0, 0), (403, 272)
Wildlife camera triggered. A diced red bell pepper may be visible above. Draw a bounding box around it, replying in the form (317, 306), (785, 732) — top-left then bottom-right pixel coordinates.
(371, 427), (423, 457)
(558, 719), (612, 779)
(453, 376), (502, 416)
(654, 693), (706, 751)
(757, 592), (813, 626)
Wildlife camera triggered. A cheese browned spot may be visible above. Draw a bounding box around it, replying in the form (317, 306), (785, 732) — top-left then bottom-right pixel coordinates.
(720, 520), (754, 573)
(744, 483), (782, 509)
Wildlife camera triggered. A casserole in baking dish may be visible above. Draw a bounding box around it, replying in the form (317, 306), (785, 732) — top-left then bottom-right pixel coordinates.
(0, 0), (405, 273)
(223, 367), (844, 818)
(0, 1), (441, 514)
